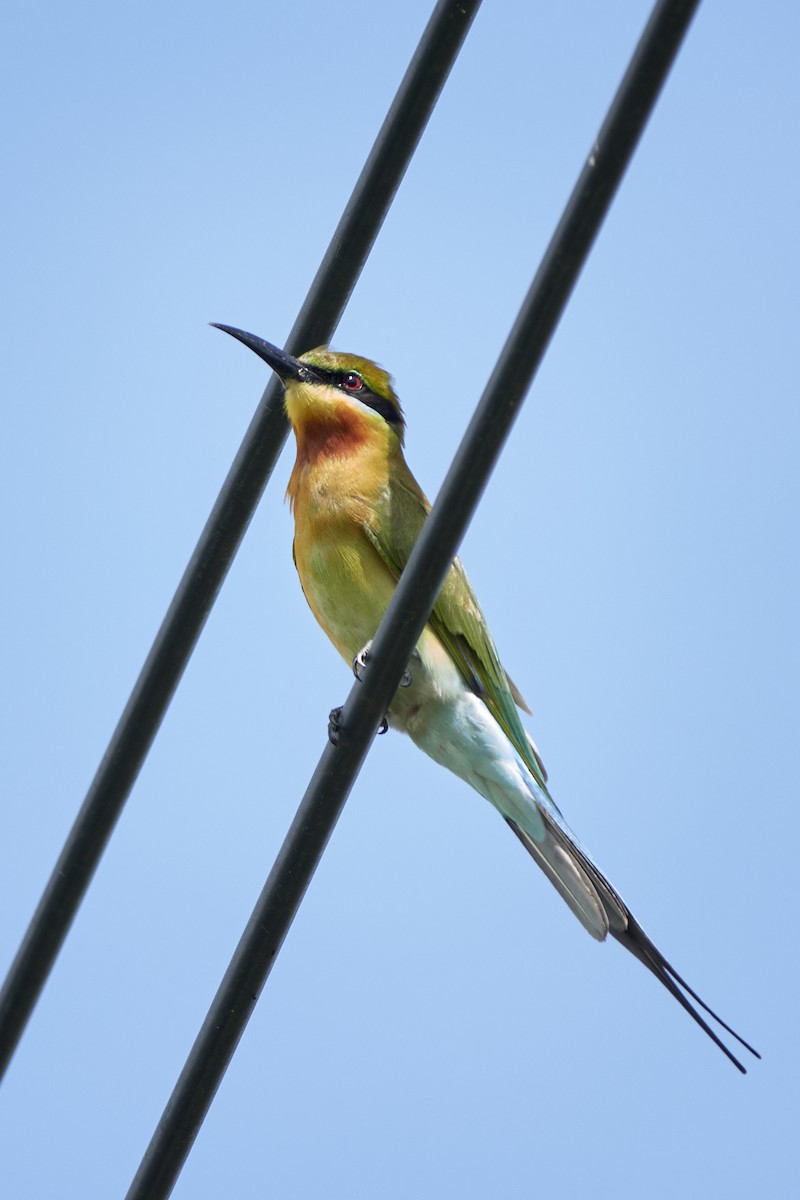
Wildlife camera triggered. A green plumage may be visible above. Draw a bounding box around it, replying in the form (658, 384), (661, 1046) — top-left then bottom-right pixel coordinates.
(364, 467), (550, 794)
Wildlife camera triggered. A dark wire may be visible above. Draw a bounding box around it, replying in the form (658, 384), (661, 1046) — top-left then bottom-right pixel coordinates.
(125, 2), (702, 1197)
(0, 0), (483, 1082)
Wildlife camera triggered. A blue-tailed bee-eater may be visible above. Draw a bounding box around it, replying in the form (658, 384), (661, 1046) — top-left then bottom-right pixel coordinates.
(214, 324), (758, 1073)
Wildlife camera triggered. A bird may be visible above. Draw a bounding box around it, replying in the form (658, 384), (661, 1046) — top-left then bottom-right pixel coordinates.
(213, 322), (758, 1073)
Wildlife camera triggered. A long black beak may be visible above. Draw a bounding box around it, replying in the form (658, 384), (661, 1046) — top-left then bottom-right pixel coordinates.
(211, 324), (308, 383)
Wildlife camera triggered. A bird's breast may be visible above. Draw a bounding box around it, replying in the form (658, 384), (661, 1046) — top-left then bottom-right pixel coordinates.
(290, 459), (393, 662)
(290, 452), (383, 552)
(289, 453), (468, 725)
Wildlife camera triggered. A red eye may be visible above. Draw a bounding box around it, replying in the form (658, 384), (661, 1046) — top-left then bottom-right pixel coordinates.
(343, 372), (363, 391)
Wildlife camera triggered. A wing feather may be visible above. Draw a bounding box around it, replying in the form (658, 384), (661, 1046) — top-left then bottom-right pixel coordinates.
(364, 468), (548, 789)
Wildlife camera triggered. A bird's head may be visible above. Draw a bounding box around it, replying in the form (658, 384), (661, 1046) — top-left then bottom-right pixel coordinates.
(212, 324), (405, 447)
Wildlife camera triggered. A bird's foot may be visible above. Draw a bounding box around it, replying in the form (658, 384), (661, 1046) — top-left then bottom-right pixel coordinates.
(328, 706), (343, 746)
(352, 640), (412, 688)
(328, 704), (389, 746)
(352, 641), (372, 681)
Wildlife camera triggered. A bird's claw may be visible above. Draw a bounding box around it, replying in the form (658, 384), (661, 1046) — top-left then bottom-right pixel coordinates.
(352, 643), (371, 682)
(352, 640), (413, 688)
(328, 706), (343, 746)
(329, 703), (389, 743)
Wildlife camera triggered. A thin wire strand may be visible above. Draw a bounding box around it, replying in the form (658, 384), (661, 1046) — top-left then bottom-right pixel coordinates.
(125, 3), (701, 1197)
(0, 0), (483, 1082)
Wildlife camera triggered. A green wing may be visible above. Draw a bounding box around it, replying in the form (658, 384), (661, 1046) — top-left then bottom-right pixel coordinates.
(364, 466), (548, 791)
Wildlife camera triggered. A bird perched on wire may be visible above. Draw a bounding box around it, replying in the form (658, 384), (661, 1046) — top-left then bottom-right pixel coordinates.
(213, 323), (758, 1074)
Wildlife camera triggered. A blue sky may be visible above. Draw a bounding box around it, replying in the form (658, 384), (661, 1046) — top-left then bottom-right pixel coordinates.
(2, 1), (798, 1196)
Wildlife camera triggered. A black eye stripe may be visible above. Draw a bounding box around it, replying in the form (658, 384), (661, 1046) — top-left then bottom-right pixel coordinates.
(312, 367), (403, 427)
(359, 393), (403, 426)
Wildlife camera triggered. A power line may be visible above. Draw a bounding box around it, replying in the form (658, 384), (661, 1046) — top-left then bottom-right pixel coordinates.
(0, 0), (483, 1083)
(125, 2), (702, 1197)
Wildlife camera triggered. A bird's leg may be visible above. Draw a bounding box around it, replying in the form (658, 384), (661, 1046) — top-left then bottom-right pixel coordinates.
(352, 639), (413, 688)
(341, 640), (412, 745)
(328, 704), (388, 746)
